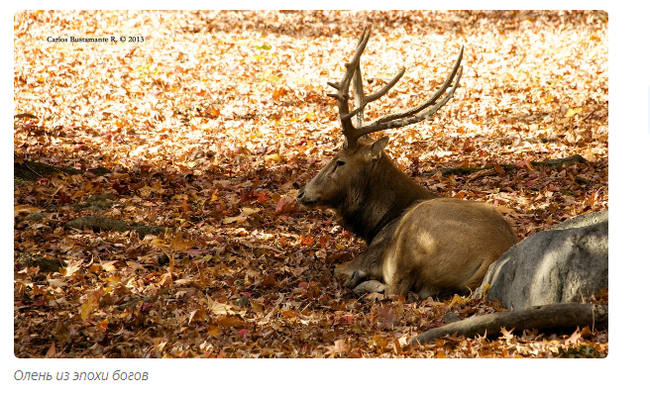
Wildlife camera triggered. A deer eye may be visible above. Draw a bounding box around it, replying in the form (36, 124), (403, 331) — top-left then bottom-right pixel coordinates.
(336, 160), (346, 167)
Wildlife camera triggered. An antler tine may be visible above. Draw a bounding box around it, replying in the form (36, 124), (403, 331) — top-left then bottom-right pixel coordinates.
(351, 62), (406, 129)
(355, 46), (464, 135)
(365, 68), (406, 103)
(366, 63), (463, 132)
(327, 26), (372, 151)
(326, 27), (371, 98)
(364, 46), (464, 129)
(351, 62), (364, 128)
(413, 63), (463, 120)
(346, 27), (403, 127)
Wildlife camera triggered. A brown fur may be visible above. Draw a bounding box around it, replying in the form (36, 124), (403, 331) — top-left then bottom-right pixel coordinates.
(298, 138), (518, 298)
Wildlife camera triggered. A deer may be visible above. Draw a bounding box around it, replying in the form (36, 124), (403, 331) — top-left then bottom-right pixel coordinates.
(296, 27), (518, 299)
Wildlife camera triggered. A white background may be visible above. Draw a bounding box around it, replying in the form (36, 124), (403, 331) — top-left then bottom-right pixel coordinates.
(5, 1), (646, 397)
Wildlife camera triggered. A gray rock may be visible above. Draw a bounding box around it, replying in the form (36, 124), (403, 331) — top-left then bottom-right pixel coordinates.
(442, 312), (461, 324)
(475, 210), (608, 311)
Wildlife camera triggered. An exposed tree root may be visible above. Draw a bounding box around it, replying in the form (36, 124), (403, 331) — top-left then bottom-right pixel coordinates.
(410, 303), (607, 345)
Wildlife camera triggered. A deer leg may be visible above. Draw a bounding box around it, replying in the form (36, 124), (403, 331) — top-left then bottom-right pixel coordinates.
(334, 240), (388, 288)
(334, 254), (370, 288)
(334, 218), (397, 289)
(385, 279), (412, 298)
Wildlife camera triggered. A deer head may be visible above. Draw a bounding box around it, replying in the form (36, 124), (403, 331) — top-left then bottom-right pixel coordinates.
(297, 26), (463, 216)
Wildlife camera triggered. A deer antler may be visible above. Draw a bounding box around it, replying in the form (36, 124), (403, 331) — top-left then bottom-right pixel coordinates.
(327, 26), (464, 152)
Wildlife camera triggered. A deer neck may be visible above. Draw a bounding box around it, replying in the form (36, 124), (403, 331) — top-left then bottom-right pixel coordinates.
(335, 154), (435, 243)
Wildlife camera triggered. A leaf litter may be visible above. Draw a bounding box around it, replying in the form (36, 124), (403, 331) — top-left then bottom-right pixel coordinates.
(14, 10), (607, 358)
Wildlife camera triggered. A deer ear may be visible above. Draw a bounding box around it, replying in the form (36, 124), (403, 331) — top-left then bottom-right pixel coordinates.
(342, 137), (351, 152)
(369, 136), (389, 160)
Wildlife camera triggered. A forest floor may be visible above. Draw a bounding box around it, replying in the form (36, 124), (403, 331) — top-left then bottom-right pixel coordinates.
(14, 10), (608, 358)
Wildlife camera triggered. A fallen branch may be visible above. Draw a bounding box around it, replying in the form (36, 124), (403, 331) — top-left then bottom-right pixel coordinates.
(14, 160), (111, 185)
(531, 154), (587, 168)
(422, 155), (587, 177)
(16, 252), (66, 273)
(410, 303), (607, 345)
(14, 113), (39, 119)
(64, 216), (165, 237)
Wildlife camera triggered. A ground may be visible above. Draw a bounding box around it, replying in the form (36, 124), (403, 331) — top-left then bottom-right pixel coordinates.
(14, 10), (608, 358)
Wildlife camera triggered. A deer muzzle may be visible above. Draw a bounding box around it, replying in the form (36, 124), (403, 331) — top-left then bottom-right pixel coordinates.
(296, 186), (320, 208)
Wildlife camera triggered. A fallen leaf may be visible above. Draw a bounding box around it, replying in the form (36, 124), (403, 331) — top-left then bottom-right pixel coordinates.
(222, 215), (247, 224)
(101, 260), (117, 272)
(45, 341), (56, 358)
(215, 316), (245, 328)
(80, 297), (97, 321)
(264, 153), (282, 163)
(241, 207), (260, 216)
(564, 107), (582, 118)
(14, 205), (41, 217)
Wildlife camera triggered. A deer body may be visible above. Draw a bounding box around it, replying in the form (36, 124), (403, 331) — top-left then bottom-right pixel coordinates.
(299, 137), (517, 298)
(297, 27), (517, 298)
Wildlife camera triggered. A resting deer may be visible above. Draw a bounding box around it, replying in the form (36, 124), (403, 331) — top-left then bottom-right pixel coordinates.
(297, 27), (518, 299)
